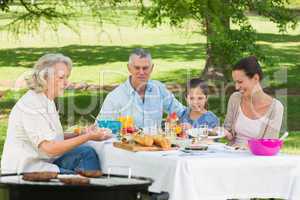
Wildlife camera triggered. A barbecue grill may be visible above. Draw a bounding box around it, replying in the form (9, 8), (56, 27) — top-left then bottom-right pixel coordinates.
(0, 174), (153, 200)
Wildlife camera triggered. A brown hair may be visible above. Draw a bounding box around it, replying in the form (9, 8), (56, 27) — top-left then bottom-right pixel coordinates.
(233, 56), (263, 81)
(185, 78), (209, 109)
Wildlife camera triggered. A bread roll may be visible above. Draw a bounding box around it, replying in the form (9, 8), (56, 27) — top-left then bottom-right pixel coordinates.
(133, 134), (154, 147)
(153, 135), (171, 149)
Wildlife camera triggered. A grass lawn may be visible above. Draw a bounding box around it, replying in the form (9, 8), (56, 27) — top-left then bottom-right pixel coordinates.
(0, 7), (205, 87)
(1, 89), (300, 156)
(0, 7), (299, 200)
(0, 6), (300, 154)
(0, 7), (299, 88)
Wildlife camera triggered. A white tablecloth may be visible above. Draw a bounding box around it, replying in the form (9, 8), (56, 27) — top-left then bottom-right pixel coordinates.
(88, 140), (300, 200)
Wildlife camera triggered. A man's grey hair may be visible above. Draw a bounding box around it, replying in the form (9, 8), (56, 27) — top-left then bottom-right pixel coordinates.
(25, 53), (72, 93)
(128, 48), (152, 65)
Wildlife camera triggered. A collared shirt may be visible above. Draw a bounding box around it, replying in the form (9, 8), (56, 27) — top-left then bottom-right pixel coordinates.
(1, 90), (63, 173)
(98, 78), (185, 128)
(179, 108), (219, 129)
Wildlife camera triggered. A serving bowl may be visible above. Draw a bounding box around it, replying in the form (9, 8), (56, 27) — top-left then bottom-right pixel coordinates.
(248, 138), (283, 156)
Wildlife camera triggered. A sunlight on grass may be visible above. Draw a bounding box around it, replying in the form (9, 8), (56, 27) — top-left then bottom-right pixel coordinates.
(0, 117), (8, 155)
(0, 6), (299, 200)
(0, 89), (299, 154)
(281, 132), (300, 154)
(1, 8), (299, 88)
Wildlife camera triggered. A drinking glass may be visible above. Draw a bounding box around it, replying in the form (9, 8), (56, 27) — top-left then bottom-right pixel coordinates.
(196, 124), (208, 142)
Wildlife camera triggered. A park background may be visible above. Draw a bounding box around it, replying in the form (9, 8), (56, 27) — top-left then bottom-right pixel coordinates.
(0, 0), (300, 158)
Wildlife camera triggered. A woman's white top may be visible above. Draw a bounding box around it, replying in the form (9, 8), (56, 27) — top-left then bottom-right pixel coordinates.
(1, 90), (64, 173)
(234, 106), (268, 146)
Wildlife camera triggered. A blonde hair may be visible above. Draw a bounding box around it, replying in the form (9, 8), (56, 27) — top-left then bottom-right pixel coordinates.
(25, 53), (72, 93)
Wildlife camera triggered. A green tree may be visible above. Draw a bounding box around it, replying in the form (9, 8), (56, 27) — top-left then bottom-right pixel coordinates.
(1, 0), (298, 81)
(0, 0), (119, 36)
(137, 0), (298, 81)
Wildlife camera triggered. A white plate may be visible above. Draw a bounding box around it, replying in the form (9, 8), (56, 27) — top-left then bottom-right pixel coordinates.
(187, 128), (205, 138)
(207, 130), (225, 139)
(187, 128), (225, 139)
(223, 145), (248, 153)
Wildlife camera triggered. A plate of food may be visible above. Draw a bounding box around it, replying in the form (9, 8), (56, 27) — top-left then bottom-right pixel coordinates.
(180, 144), (216, 154)
(206, 128), (225, 139)
(187, 127), (225, 139)
(223, 145), (248, 153)
(184, 145), (208, 151)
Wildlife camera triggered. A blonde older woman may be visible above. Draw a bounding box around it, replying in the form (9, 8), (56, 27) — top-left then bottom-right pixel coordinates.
(1, 53), (111, 174)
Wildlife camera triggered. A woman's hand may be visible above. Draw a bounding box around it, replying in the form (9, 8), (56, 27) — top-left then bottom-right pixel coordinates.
(40, 125), (112, 157)
(85, 125), (112, 141)
(223, 129), (234, 140)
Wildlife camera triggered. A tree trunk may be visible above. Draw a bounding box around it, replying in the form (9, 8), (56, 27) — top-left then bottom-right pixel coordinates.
(201, 0), (230, 82)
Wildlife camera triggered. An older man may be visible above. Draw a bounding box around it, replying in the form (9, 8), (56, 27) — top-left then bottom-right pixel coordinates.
(98, 48), (185, 129)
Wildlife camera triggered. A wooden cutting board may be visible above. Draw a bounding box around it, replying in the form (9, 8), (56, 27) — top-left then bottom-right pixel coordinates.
(113, 142), (169, 152)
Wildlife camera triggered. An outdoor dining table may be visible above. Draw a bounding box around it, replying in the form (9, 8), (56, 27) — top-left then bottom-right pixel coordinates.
(88, 139), (300, 200)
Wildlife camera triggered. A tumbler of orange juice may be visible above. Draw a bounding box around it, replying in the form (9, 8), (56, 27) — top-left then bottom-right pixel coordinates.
(118, 116), (134, 129)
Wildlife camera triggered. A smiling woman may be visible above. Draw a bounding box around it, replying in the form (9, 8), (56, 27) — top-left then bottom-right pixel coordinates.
(1, 53), (112, 174)
(223, 56), (284, 148)
(25, 54), (72, 96)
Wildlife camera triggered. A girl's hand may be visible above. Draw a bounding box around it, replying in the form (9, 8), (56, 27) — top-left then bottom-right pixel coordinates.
(85, 125), (112, 141)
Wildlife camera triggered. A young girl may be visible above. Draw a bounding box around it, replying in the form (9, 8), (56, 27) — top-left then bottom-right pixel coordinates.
(180, 78), (219, 129)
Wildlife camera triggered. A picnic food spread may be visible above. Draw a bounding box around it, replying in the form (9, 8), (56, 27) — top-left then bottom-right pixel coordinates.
(165, 112), (185, 138)
(112, 113), (226, 152)
(133, 134), (154, 147)
(114, 128), (172, 152)
(153, 135), (171, 149)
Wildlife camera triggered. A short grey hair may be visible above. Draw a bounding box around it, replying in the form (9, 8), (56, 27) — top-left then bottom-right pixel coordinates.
(128, 48), (152, 65)
(25, 53), (72, 93)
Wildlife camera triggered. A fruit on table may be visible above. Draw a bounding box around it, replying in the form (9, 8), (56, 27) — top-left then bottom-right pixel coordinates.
(122, 127), (137, 134)
(119, 116), (134, 128)
(174, 125), (182, 135)
(166, 112), (178, 122)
